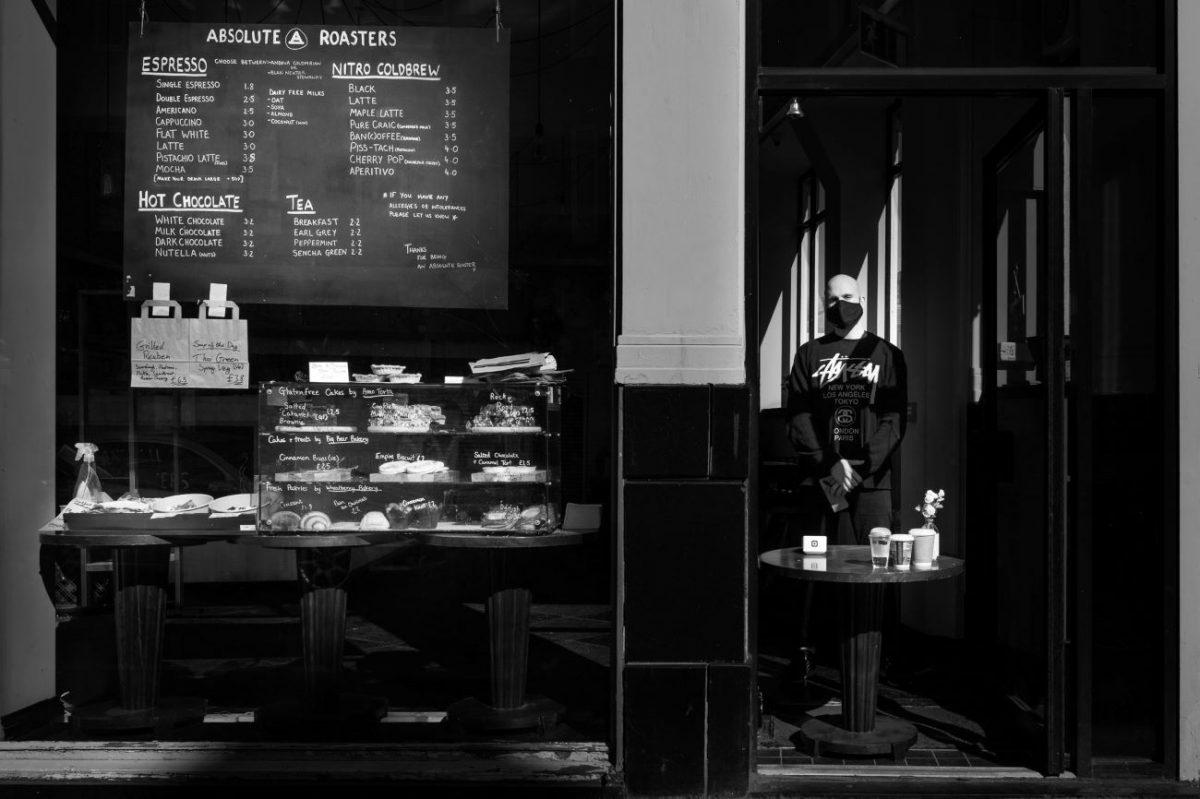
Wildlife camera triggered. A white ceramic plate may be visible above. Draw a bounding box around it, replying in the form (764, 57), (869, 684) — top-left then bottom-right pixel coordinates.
(149, 493), (214, 514)
(210, 493), (259, 515)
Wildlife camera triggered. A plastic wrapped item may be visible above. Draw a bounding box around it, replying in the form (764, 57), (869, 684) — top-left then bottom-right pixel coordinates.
(72, 443), (107, 502)
(513, 503), (557, 534)
(385, 498), (441, 530)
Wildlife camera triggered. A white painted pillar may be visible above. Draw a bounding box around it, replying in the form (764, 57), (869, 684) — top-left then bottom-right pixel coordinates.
(1178, 1), (1200, 782)
(617, 0), (745, 385)
(0, 0), (58, 721)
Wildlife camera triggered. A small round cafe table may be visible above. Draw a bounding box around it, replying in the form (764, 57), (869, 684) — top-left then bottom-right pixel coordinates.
(414, 527), (594, 732)
(760, 544), (965, 759)
(39, 525), (237, 734)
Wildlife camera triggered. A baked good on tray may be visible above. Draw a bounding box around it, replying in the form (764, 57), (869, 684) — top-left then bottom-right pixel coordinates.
(468, 402), (537, 430)
(368, 402), (445, 431)
(385, 498), (441, 530)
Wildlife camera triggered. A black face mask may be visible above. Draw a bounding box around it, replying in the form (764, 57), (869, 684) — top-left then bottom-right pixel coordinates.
(828, 299), (863, 329)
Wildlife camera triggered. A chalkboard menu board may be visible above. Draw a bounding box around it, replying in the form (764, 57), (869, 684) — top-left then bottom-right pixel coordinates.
(123, 23), (510, 309)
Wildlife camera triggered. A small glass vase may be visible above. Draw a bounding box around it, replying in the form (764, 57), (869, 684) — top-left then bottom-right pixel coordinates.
(921, 519), (940, 559)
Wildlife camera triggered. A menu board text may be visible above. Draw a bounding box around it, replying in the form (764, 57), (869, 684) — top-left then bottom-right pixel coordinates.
(124, 23), (510, 308)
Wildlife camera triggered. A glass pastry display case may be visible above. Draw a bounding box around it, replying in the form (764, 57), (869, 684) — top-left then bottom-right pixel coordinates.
(256, 381), (562, 534)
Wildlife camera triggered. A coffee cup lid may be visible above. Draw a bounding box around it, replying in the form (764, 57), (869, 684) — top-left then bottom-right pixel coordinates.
(909, 528), (934, 536)
(891, 533), (914, 541)
(869, 526), (891, 535)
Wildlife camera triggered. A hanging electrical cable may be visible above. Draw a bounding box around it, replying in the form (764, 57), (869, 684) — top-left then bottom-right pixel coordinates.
(534, 0), (543, 161)
(256, 0), (287, 24)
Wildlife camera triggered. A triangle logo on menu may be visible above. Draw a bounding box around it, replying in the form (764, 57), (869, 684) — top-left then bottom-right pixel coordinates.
(285, 28), (308, 50)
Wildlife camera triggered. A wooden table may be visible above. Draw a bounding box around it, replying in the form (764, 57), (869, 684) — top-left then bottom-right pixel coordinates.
(39, 524), (241, 734)
(760, 544), (965, 759)
(241, 531), (414, 728)
(414, 528), (595, 732)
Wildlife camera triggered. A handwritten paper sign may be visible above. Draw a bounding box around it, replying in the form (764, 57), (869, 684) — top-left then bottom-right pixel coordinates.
(130, 300), (250, 389)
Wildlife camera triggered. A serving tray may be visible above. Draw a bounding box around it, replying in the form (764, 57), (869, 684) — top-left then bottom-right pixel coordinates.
(61, 512), (245, 532)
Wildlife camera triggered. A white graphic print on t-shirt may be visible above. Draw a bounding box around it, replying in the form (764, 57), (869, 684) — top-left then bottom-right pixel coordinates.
(812, 354), (880, 447)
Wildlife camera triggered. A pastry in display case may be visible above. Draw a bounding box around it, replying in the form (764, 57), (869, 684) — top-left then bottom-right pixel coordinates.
(256, 381), (562, 534)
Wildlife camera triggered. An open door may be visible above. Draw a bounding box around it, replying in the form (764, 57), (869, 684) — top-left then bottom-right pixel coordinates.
(754, 88), (1170, 777)
(976, 89), (1069, 776)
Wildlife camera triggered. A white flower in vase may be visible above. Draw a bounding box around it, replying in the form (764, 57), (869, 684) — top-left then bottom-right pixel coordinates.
(914, 488), (946, 559)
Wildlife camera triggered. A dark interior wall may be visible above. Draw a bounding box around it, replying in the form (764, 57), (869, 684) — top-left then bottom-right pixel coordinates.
(898, 97), (1033, 636)
(756, 121), (807, 414)
(801, 97), (892, 282)
(893, 97), (974, 637)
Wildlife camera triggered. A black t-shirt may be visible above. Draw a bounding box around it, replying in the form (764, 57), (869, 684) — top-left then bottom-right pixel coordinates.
(785, 332), (907, 489)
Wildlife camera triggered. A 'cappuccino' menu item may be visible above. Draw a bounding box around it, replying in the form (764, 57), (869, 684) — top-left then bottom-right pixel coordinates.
(124, 23), (510, 309)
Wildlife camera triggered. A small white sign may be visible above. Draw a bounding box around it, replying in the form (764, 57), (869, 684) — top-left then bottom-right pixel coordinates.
(309, 361), (350, 383)
(803, 535), (827, 554)
(151, 282), (171, 316)
(206, 282), (229, 318)
(999, 341), (1017, 361)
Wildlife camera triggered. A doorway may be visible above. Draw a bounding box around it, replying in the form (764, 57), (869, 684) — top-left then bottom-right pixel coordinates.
(753, 90), (1171, 776)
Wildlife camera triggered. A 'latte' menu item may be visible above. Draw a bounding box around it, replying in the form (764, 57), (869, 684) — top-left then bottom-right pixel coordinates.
(124, 23), (510, 309)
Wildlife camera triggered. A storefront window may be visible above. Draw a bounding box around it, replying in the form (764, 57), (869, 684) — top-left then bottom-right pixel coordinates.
(43, 0), (614, 749)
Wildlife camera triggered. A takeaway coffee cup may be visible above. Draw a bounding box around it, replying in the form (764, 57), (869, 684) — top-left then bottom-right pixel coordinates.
(868, 527), (891, 568)
(890, 533), (914, 571)
(910, 528), (936, 570)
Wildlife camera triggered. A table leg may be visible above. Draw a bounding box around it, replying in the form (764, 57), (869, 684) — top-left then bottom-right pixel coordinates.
(300, 578), (347, 713)
(797, 583), (917, 759)
(841, 582), (885, 731)
(488, 583), (532, 709)
(258, 547), (385, 728)
(447, 550), (562, 732)
(114, 546), (168, 710)
(70, 546), (205, 734)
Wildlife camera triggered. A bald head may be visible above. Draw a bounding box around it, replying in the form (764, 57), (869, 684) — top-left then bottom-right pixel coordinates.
(826, 274), (861, 303)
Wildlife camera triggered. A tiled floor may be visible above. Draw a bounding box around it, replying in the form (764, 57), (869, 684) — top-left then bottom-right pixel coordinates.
(756, 745), (996, 768)
(754, 647), (1034, 771)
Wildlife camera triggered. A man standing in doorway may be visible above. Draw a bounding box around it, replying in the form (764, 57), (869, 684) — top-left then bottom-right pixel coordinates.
(786, 273), (908, 544)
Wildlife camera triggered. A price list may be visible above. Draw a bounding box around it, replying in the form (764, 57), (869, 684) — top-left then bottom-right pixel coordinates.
(124, 22), (510, 309)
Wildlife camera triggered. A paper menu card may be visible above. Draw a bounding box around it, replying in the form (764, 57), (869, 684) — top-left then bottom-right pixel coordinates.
(130, 300), (249, 389)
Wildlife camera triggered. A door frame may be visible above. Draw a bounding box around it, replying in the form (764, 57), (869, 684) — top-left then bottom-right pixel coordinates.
(744, 0), (1178, 780)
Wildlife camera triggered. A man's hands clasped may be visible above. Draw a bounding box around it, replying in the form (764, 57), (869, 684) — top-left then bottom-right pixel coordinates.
(829, 458), (863, 495)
